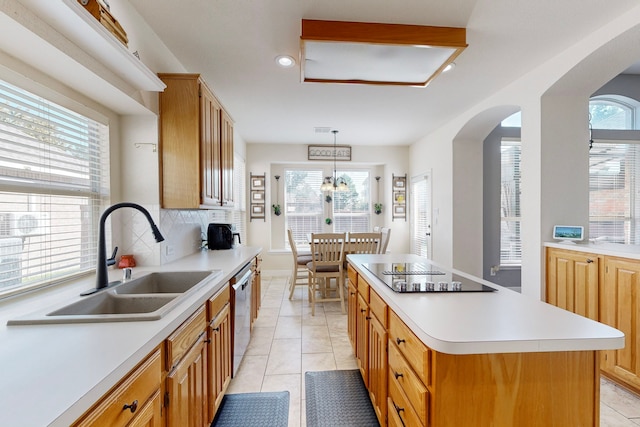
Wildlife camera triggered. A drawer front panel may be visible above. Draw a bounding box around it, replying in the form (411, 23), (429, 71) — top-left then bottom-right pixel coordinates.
(347, 264), (358, 287)
(208, 285), (230, 320)
(388, 340), (428, 425)
(357, 274), (370, 302)
(369, 288), (387, 326)
(166, 305), (207, 369)
(74, 348), (161, 427)
(388, 369), (425, 427)
(389, 310), (430, 383)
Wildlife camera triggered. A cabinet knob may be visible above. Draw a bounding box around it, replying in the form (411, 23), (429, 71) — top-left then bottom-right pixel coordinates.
(360, 309), (366, 313)
(586, 259), (594, 263)
(393, 401), (405, 414)
(123, 400), (138, 413)
(396, 337), (406, 345)
(365, 316), (371, 320)
(394, 371), (403, 379)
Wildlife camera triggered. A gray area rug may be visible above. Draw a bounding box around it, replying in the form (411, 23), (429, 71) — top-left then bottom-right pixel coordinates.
(211, 391), (289, 427)
(305, 369), (379, 427)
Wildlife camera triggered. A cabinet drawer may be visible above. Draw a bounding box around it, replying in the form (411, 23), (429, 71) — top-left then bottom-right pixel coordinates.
(388, 340), (428, 425)
(208, 285), (230, 320)
(347, 263), (358, 286)
(389, 310), (430, 384)
(369, 288), (387, 326)
(388, 371), (425, 427)
(74, 348), (161, 427)
(357, 275), (369, 302)
(166, 305), (207, 369)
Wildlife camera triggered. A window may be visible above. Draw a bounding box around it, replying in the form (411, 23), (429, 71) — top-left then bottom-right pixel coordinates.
(500, 140), (521, 265)
(589, 141), (640, 244)
(0, 79), (109, 298)
(588, 96), (640, 244)
(284, 168), (372, 248)
(332, 170), (371, 233)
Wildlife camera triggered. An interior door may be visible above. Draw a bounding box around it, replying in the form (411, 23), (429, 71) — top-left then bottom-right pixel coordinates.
(411, 173), (432, 258)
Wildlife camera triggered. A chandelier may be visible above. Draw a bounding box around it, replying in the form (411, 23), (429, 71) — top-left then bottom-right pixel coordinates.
(320, 130), (348, 192)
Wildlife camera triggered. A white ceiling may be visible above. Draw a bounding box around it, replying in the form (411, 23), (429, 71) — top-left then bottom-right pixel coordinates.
(128, 0), (640, 147)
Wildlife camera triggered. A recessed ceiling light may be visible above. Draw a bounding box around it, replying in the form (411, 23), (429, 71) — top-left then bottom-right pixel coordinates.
(443, 62), (456, 73)
(275, 55), (296, 68)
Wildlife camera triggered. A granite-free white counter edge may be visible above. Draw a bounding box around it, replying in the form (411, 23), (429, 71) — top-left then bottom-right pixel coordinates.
(0, 246), (261, 427)
(545, 241), (640, 259)
(347, 253), (624, 355)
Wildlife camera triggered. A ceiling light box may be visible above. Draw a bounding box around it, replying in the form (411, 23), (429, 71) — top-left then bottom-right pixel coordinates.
(300, 19), (467, 87)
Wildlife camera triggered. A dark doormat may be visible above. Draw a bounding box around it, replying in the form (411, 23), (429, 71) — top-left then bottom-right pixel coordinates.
(305, 370), (379, 427)
(211, 391), (289, 427)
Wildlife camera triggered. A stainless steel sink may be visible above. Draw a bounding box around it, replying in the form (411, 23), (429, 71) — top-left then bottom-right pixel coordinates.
(114, 271), (214, 294)
(47, 293), (178, 319)
(7, 269), (222, 325)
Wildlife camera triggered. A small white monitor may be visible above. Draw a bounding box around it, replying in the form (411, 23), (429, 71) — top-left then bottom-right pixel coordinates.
(553, 225), (584, 243)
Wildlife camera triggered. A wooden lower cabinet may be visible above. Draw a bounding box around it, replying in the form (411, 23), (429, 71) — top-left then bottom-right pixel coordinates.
(368, 311), (387, 425)
(208, 303), (232, 418)
(347, 279), (357, 350)
(602, 256), (640, 394)
(351, 265), (602, 426)
(546, 247), (600, 320)
(355, 292), (369, 386)
(72, 348), (162, 427)
(546, 248), (640, 395)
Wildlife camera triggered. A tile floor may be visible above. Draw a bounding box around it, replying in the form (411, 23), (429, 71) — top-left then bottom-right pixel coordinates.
(227, 273), (640, 427)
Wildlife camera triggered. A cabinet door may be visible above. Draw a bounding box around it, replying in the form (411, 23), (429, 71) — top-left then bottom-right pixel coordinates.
(127, 390), (162, 427)
(166, 334), (208, 427)
(603, 257), (640, 392)
(220, 109), (234, 207)
(200, 84), (222, 206)
(546, 248), (599, 320)
(208, 304), (232, 420)
(368, 314), (387, 426)
(347, 280), (357, 351)
(356, 293), (369, 386)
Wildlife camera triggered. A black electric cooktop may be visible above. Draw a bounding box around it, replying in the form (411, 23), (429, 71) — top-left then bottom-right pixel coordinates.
(362, 262), (496, 293)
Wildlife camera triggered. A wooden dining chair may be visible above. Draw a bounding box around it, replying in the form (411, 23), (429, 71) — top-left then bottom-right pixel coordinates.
(379, 227), (391, 254)
(287, 229), (313, 300)
(307, 232), (346, 315)
(347, 232), (382, 255)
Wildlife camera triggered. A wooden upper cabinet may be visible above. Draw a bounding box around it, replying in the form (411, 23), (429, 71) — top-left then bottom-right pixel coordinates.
(545, 247), (600, 320)
(158, 73), (233, 209)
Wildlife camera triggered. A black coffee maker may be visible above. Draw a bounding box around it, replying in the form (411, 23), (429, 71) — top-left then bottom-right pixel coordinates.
(207, 223), (241, 250)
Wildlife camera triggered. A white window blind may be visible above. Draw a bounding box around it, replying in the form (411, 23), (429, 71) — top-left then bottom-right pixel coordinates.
(411, 176), (431, 258)
(500, 140), (521, 265)
(333, 170), (371, 233)
(0, 79), (109, 297)
(589, 141), (640, 244)
(284, 169), (324, 248)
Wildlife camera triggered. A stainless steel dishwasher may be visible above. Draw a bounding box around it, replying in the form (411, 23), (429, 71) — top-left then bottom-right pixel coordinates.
(231, 261), (253, 376)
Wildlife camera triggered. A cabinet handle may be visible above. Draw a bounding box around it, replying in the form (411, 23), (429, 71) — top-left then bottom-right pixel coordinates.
(394, 371), (403, 379)
(365, 316), (371, 320)
(586, 259), (594, 263)
(123, 400), (138, 413)
(396, 337), (406, 345)
(204, 339), (211, 343)
(360, 309), (366, 313)
(393, 401), (405, 414)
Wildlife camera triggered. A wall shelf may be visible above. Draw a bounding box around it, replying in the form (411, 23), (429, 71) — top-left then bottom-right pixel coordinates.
(0, 0), (165, 115)
(250, 173), (266, 222)
(392, 173), (407, 221)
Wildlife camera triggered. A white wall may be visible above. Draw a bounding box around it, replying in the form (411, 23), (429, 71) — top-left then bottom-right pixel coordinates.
(409, 4), (640, 298)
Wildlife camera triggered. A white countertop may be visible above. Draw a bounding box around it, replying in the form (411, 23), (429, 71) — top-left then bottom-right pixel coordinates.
(0, 246), (260, 427)
(545, 241), (640, 259)
(348, 253), (624, 355)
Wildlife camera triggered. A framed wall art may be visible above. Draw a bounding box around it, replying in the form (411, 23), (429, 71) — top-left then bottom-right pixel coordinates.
(392, 173), (407, 221)
(250, 173), (266, 221)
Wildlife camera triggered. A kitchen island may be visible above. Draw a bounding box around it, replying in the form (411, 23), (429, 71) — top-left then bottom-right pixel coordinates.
(347, 253), (624, 426)
(0, 246), (260, 427)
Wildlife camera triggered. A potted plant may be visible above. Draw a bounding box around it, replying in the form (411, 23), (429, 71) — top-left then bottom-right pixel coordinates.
(325, 217), (332, 225)
(272, 204), (281, 216)
(374, 203), (383, 215)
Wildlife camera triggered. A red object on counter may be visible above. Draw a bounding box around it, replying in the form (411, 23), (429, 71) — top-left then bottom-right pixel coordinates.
(118, 254), (136, 268)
